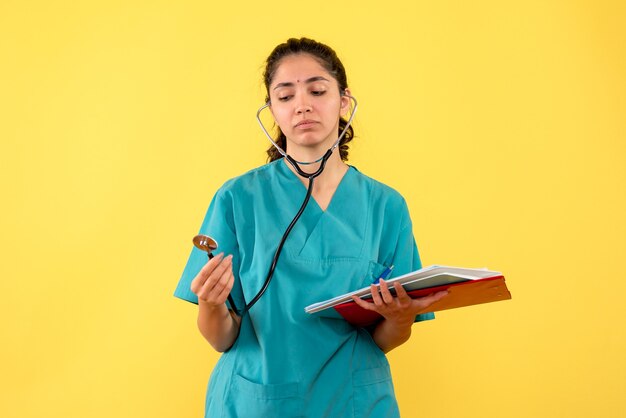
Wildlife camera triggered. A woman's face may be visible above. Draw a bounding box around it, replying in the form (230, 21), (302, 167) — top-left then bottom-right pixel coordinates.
(268, 53), (350, 154)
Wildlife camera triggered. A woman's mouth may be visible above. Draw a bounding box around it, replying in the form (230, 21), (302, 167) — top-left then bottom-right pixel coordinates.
(295, 120), (318, 129)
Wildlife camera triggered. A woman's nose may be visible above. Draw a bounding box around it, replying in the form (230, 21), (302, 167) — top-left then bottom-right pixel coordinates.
(294, 95), (312, 114)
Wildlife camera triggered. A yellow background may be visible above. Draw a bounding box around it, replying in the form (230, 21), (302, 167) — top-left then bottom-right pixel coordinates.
(1, 1), (624, 417)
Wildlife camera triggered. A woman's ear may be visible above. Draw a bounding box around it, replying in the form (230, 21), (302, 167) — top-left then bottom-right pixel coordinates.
(340, 88), (352, 116)
(268, 101), (277, 122)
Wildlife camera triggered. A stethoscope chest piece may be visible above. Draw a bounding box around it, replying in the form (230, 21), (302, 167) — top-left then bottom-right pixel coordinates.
(193, 234), (218, 258)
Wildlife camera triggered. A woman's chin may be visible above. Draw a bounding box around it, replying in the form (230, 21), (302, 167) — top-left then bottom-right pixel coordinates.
(287, 134), (335, 151)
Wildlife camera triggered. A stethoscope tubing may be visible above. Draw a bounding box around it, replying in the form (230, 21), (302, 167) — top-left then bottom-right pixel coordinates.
(234, 95), (358, 317)
(242, 174), (317, 315)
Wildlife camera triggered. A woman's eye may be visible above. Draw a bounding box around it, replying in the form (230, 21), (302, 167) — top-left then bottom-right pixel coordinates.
(278, 95), (292, 101)
(311, 90), (326, 96)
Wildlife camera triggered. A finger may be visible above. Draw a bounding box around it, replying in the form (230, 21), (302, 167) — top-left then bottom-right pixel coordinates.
(210, 255), (234, 292)
(378, 279), (395, 304)
(201, 255), (233, 296)
(432, 290), (449, 300)
(205, 271), (230, 303)
(394, 282), (411, 304)
(351, 295), (376, 311)
(197, 255), (231, 300)
(215, 270), (235, 304)
(191, 253), (224, 292)
(200, 252), (224, 276)
(209, 253), (232, 280)
(370, 284), (383, 306)
(415, 290), (449, 309)
(206, 254), (232, 283)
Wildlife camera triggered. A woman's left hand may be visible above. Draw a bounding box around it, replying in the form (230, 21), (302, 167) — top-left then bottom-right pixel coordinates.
(351, 279), (448, 326)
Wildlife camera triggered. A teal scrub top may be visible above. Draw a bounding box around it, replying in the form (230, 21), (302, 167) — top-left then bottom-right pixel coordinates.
(174, 159), (434, 418)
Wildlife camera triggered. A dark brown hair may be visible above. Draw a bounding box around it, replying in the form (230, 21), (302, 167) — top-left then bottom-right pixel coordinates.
(262, 37), (354, 162)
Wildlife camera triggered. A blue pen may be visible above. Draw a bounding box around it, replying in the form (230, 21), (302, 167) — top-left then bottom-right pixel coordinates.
(373, 264), (394, 284)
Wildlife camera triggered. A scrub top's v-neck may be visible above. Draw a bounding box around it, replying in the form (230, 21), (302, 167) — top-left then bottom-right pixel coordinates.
(275, 160), (369, 261)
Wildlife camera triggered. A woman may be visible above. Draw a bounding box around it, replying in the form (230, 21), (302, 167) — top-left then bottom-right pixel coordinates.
(174, 37), (447, 417)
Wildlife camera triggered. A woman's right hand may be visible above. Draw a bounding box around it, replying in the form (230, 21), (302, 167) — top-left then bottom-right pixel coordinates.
(190, 253), (234, 308)
(191, 253), (240, 352)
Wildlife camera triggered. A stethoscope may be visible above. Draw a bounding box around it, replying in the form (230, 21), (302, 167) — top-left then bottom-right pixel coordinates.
(193, 93), (358, 317)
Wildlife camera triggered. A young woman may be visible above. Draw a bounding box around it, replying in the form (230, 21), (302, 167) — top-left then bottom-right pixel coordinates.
(174, 37), (447, 418)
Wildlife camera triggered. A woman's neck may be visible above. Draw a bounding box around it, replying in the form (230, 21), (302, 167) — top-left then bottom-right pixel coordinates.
(282, 150), (348, 210)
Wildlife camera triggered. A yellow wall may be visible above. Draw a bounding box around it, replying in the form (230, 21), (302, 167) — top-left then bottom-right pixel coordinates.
(1, 1), (624, 417)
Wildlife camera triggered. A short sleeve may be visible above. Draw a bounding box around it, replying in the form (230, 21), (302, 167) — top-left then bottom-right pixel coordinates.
(389, 200), (435, 323)
(173, 187), (245, 312)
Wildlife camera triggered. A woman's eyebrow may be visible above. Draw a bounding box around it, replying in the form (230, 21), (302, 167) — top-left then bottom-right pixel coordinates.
(273, 76), (330, 90)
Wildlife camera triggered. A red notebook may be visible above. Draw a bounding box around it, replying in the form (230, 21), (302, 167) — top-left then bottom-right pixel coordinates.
(334, 275), (510, 327)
